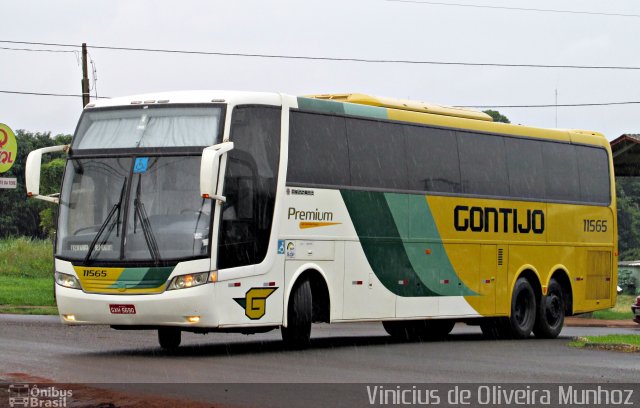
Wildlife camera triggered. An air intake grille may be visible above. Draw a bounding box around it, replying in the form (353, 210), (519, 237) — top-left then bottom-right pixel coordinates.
(586, 251), (611, 300)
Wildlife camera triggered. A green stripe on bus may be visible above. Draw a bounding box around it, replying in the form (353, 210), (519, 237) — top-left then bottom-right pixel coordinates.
(297, 97), (346, 115)
(340, 190), (438, 297)
(384, 193), (476, 296)
(343, 103), (388, 119)
(340, 190), (476, 297)
(108, 267), (173, 289)
(297, 97), (389, 120)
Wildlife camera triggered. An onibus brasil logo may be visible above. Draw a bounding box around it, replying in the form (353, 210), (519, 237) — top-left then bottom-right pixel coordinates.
(8, 384), (72, 407)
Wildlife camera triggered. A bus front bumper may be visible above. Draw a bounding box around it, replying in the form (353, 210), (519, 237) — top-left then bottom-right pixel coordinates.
(55, 283), (219, 327)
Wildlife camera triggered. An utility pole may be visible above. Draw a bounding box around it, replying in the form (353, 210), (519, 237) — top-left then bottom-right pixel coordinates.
(81, 43), (90, 107)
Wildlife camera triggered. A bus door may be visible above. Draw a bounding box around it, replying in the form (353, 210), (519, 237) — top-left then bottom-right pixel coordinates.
(213, 105), (284, 326)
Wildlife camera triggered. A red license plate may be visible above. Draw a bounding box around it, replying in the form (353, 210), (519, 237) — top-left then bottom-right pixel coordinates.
(109, 304), (136, 314)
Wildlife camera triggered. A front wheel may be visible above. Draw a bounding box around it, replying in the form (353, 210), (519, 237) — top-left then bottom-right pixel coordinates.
(281, 278), (312, 349)
(533, 278), (565, 338)
(158, 327), (181, 350)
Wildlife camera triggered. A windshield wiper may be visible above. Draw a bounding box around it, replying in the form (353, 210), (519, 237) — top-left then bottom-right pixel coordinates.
(133, 174), (162, 264)
(84, 177), (127, 264)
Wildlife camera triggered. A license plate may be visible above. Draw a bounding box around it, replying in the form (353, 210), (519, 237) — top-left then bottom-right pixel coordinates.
(109, 304), (136, 314)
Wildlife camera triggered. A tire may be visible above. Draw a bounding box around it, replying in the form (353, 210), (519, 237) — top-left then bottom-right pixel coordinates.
(383, 321), (416, 341)
(383, 319), (455, 341)
(423, 319), (455, 339)
(480, 318), (512, 339)
(508, 277), (537, 339)
(158, 327), (181, 350)
(533, 278), (565, 339)
(281, 278), (312, 349)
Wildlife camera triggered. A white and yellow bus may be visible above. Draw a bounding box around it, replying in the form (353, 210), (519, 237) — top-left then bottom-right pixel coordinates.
(26, 91), (617, 349)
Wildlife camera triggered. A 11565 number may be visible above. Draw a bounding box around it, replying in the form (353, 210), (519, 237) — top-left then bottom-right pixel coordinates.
(583, 219), (608, 232)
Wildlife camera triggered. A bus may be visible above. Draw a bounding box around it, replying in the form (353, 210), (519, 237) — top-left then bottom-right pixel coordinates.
(26, 91), (617, 349)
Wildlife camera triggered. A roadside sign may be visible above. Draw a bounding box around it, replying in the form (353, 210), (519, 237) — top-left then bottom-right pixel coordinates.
(0, 123), (17, 173)
(0, 177), (17, 189)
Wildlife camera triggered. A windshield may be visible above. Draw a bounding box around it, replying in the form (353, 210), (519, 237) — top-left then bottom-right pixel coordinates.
(57, 156), (212, 263)
(57, 104), (222, 264)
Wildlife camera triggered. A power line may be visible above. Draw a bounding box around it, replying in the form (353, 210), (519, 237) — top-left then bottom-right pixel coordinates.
(1, 40), (640, 71)
(464, 101), (640, 108)
(0, 45), (77, 53)
(0, 90), (110, 99)
(385, 0), (640, 18)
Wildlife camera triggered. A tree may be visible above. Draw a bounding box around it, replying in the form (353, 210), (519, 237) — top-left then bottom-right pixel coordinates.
(483, 110), (511, 124)
(0, 131), (71, 239)
(616, 177), (640, 260)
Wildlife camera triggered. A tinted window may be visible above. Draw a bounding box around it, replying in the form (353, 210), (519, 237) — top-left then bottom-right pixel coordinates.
(346, 118), (408, 190)
(218, 106), (281, 269)
(576, 145), (610, 204)
(404, 126), (461, 193)
(505, 137), (546, 199)
(457, 132), (508, 196)
(288, 112), (350, 186)
(542, 142), (580, 202)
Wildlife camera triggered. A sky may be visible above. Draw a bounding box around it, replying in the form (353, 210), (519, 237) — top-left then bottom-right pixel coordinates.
(1, 0), (639, 140)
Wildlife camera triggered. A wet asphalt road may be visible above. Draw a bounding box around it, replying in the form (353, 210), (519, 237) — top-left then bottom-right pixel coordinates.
(1, 315), (638, 407)
(1, 314), (638, 383)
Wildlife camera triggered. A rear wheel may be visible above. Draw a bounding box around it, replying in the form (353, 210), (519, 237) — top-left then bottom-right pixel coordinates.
(508, 277), (537, 339)
(281, 278), (312, 349)
(533, 278), (565, 339)
(481, 277), (537, 339)
(158, 327), (181, 350)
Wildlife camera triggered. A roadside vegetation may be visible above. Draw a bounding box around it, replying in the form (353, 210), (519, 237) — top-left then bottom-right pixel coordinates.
(569, 335), (640, 352)
(0, 237), (57, 314)
(590, 294), (636, 320)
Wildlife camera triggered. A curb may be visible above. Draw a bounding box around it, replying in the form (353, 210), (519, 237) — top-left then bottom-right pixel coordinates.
(573, 337), (640, 353)
(565, 317), (639, 328)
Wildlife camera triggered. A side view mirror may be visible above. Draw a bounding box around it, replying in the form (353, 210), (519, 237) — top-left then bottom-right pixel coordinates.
(200, 141), (234, 202)
(25, 144), (69, 204)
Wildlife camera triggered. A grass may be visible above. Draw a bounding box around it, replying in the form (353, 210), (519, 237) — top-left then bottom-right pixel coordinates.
(569, 335), (640, 352)
(591, 294), (636, 320)
(0, 237), (53, 278)
(0, 237), (57, 314)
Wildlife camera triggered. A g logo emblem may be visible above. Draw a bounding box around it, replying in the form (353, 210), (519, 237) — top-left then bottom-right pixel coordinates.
(234, 287), (278, 320)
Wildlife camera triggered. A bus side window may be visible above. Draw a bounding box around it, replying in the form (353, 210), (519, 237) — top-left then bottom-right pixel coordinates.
(218, 156), (258, 268)
(217, 105), (281, 269)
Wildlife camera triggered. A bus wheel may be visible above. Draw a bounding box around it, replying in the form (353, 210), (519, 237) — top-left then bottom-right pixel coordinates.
(480, 318), (511, 339)
(425, 319), (455, 339)
(508, 277), (537, 339)
(382, 321), (416, 341)
(281, 278), (312, 349)
(383, 320), (454, 341)
(158, 327), (181, 350)
(533, 278), (564, 339)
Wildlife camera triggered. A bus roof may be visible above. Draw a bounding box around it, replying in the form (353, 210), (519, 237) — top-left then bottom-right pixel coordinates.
(85, 90), (608, 149)
(86, 90), (283, 109)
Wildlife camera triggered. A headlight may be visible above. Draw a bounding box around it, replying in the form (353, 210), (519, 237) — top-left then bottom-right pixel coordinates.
(55, 271), (82, 290)
(167, 272), (211, 290)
